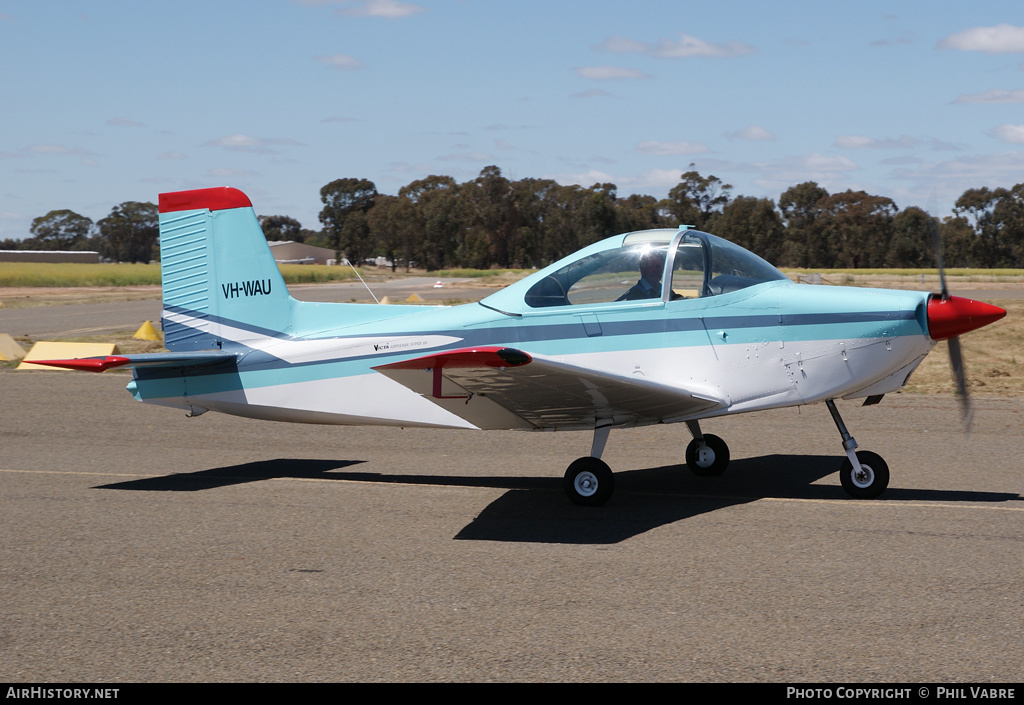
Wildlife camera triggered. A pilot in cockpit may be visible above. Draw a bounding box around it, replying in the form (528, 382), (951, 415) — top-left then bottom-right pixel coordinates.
(618, 248), (665, 301)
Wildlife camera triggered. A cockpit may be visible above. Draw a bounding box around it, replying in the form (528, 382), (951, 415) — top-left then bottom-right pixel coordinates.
(515, 228), (788, 310)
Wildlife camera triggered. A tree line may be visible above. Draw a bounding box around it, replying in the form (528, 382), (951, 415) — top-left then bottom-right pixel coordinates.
(5, 166), (1024, 270)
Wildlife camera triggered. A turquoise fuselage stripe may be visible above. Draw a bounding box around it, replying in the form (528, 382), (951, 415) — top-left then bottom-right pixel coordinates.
(135, 281), (930, 400)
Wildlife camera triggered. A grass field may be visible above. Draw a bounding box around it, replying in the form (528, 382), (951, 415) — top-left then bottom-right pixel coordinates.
(4, 261), (1024, 289)
(0, 262), (371, 287)
(0, 262), (162, 287)
(0, 262), (540, 288)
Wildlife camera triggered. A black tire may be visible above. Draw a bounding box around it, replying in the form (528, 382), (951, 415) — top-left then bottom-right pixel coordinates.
(839, 450), (890, 499)
(685, 433), (730, 476)
(563, 457), (615, 506)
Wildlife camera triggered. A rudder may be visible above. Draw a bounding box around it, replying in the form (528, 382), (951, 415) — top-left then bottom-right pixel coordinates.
(158, 187), (293, 351)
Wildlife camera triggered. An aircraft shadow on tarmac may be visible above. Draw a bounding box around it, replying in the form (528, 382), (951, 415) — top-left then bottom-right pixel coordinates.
(94, 459), (366, 491)
(93, 455), (1020, 544)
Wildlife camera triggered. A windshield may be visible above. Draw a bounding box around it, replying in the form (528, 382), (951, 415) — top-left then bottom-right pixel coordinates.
(523, 230), (786, 308)
(671, 232), (787, 298)
(525, 240), (671, 308)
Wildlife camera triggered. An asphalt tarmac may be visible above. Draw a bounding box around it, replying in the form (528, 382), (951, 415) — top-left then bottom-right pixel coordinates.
(2, 368), (1022, 683)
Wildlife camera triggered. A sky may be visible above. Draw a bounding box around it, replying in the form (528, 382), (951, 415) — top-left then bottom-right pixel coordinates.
(3, 0), (1024, 240)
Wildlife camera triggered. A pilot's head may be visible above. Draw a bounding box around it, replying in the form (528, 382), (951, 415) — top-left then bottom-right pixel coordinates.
(639, 249), (665, 283)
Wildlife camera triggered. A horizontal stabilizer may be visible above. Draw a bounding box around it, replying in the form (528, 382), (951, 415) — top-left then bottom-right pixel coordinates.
(27, 351), (238, 373)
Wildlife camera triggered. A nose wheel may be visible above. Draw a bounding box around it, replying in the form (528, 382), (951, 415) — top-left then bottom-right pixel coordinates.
(827, 399), (890, 499)
(838, 450), (890, 499)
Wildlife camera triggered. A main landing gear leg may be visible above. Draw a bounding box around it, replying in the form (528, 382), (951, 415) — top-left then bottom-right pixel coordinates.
(826, 399), (890, 499)
(684, 420), (730, 476)
(563, 422), (614, 506)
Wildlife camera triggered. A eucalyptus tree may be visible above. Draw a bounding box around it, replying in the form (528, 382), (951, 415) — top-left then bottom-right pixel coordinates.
(319, 178), (378, 265)
(778, 181), (829, 268)
(715, 196), (786, 265)
(258, 215), (304, 243)
(28, 209), (94, 250)
(399, 175), (465, 270)
(98, 202), (159, 262)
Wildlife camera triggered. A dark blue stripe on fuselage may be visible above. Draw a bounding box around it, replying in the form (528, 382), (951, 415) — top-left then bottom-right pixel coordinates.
(144, 303), (918, 381)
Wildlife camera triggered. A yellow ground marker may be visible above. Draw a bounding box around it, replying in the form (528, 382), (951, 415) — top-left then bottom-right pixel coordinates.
(17, 341), (119, 371)
(133, 320), (161, 341)
(405, 293), (424, 303)
(0, 334), (26, 361)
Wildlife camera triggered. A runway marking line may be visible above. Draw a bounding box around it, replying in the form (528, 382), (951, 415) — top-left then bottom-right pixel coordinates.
(3, 467), (1022, 513)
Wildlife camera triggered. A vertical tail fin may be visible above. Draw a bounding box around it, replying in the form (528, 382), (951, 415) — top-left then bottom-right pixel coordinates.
(158, 187), (293, 351)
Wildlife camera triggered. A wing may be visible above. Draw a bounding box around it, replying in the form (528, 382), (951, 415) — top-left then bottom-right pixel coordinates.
(25, 351), (238, 372)
(372, 346), (724, 431)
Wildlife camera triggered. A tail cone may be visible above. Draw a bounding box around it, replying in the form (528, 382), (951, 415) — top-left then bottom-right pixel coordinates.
(926, 295), (1006, 341)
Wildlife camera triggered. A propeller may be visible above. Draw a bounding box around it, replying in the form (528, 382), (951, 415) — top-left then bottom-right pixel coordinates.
(924, 201), (1005, 431)
(928, 204), (970, 428)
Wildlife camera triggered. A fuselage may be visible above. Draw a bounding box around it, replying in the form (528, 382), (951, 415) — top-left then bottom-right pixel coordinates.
(128, 279), (935, 430)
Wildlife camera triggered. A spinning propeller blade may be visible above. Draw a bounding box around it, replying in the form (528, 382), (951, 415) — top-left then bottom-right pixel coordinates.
(946, 334), (971, 430)
(924, 197), (1004, 431)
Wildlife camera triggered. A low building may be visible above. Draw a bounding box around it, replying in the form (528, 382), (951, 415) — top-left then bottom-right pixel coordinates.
(0, 250), (101, 263)
(267, 241), (336, 265)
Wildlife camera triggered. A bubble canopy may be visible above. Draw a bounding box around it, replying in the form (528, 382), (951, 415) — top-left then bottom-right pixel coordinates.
(480, 228), (789, 314)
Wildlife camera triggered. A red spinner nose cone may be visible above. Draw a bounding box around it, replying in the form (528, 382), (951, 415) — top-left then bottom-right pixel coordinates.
(927, 295), (1006, 341)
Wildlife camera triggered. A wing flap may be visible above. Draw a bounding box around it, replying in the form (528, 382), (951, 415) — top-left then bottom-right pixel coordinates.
(373, 346), (724, 430)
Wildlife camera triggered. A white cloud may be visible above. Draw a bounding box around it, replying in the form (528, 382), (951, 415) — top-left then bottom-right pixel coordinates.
(987, 124), (1024, 144)
(336, 0), (425, 18)
(107, 117), (144, 127)
(543, 169), (617, 188)
(834, 134), (921, 149)
(798, 153), (859, 172)
(437, 150), (492, 163)
(617, 169), (690, 192)
(594, 33), (756, 59)
(953, 89), (1024, 104)
(888, 152), (1024, 201)
(594, 36), (649, 54)
(724, 126), (775, 142)
(26, 144), (94, 158)
(635, 140), (710, 156)
(204, 135), (304, 153)
(938, 24), (1024, 53)
(575, 66), (651, 80)
(208, 167), (259, 178)
(750, 152), (861, 193)
(315, 53), (366, 70)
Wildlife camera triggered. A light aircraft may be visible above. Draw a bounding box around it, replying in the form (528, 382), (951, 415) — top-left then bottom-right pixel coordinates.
(36, 187), (1007, 505)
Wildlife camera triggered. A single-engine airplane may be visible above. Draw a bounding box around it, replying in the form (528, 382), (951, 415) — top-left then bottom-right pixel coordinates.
(35, 187), (1006, 505)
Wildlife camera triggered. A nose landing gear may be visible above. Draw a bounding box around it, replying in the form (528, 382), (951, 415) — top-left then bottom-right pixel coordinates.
(827, 399), (890, 499)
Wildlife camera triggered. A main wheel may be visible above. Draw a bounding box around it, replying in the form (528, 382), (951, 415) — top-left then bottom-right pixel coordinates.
(563, 457), (615, 506)
(685, 434), (730, 476)
(838, 450), (890, 499)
